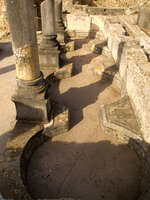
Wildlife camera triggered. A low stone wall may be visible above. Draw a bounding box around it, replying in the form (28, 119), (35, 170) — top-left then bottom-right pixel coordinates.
(91, 14), (150, 144)
(66, 12), (150, 199)
(73, 5), (125, 15)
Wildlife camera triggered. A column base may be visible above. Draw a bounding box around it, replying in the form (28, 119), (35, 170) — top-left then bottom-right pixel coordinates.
(12, 73), (51, 124)
(39, 48), (60, 78)
(0, 102), (69, 199)
(12, 95), (51, 124)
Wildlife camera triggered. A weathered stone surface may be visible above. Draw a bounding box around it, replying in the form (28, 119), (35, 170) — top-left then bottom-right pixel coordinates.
(12, 94), (51, 123)
(0, 101), (69, 199)
(102, 46), (112, 56)
(92, 63), (104, 80)
(99, 96), (150, 200)
(55, 0), (65, 44)
(0, 0), (9, 39)
(39, 0), (60, 78)
(39, 47), (60, 78)
(82, 37), (107, 52)
(100, 96), (141, 138)
(43, 102), (69, 137)
(119, 41), (146, 96)
(65, 41), (75, 52)
(5, 0), (51, 123)
(5, 0), (41, 81)
(73, 5), (125, 15)
(54, 63), (73, 79)
(14, 45), (41, 81)
(41, 0), (56, 36)
(120, 17), (150, 55)
(127, 61), (150, 143)
(0, 123), (43, 200)
(91, 15), (120, 39)
(137, 2), (150, 30)
(66, 14), (91, 36)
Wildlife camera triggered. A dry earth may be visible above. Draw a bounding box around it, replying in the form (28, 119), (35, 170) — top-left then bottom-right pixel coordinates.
(25, 38), (141, 200)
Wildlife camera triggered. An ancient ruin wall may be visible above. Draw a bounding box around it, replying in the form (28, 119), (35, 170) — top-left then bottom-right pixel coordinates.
(0, 0), (9, 39)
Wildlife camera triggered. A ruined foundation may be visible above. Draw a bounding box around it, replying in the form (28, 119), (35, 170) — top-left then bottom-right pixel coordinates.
(1, 1), (150, 200)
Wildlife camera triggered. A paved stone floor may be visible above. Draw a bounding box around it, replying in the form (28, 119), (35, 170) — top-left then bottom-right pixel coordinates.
(0, 37), (141, 199)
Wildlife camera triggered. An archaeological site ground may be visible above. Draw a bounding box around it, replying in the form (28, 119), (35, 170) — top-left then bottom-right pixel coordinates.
(0, 0), (150, 199)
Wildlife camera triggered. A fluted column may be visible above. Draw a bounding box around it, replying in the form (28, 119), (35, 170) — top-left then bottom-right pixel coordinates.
(5, 0), (51, 123)
(55, 0), (65, 44)
(39, 0), (60, 78)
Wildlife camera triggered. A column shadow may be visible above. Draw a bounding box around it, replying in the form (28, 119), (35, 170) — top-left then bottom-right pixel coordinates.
(27, 140), (141, 200)
(0, 42), (13, 61)
(60, 39), (107, 75)
(0, 64), (15, 75)
(49, 66), (115, 129)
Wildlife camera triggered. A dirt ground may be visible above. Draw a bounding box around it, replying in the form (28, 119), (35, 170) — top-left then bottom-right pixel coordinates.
(0, 39), (16, 161)
(0, 36), (141, 200)
(24, 38), (141, 199)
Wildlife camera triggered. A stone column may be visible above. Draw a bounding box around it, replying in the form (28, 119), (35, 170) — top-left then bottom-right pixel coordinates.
(55, 0), (65, 44)
(39, 0), (60, 78)
(5, 0), (51, 123)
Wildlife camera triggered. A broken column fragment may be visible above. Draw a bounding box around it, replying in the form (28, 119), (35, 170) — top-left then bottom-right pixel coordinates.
(55, 0), (65, 44)
(6, 0), (51, 123)
(39, 0), (60, 78)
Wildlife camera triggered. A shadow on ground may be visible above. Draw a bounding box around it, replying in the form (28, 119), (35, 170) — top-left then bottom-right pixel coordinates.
(0, 42), (13, 61)
(49, 67), (114, 129)
(27, 139), (141, 200)
(60, 39), (106, 75)
(0, 64), (15, 75)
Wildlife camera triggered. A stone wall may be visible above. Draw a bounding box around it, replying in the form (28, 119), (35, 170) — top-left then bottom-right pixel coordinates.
(0, 0), (43, 39)
(92, 15), (150, 144)
(0, 0), (9, 39)
(65, 11), (150, 144)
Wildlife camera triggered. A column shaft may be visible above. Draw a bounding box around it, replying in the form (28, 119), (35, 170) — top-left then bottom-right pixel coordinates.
(41, 0), (56, 36)
(6, 0), (40, 81)
(39, 0), (60, 78)
(55, 0), (65, 44)
(5, 0), (51, 123)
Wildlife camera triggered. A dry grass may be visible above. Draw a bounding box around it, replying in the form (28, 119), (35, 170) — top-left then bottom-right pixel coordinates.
(94, 0), (145, 7)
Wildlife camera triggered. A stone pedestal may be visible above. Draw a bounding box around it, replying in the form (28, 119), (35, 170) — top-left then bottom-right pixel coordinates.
(12, 73), (51, 123)
(6, 0), (51, 123)
(55, 0), (65, 44)
(39, 0), (60, 78)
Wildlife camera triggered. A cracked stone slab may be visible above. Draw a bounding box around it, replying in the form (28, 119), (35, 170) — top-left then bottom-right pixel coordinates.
(100, 96), (142, 140)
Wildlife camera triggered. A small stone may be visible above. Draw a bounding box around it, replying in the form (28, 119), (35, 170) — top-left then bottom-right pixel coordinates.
(102, 46), (112, 56)
(65, 41), (75, 52)
(92, 63), (105, 80)
(54, 63), (73, 79)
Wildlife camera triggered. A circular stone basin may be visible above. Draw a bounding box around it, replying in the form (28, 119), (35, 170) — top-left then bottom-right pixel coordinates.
(27, 139), (141, 200)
